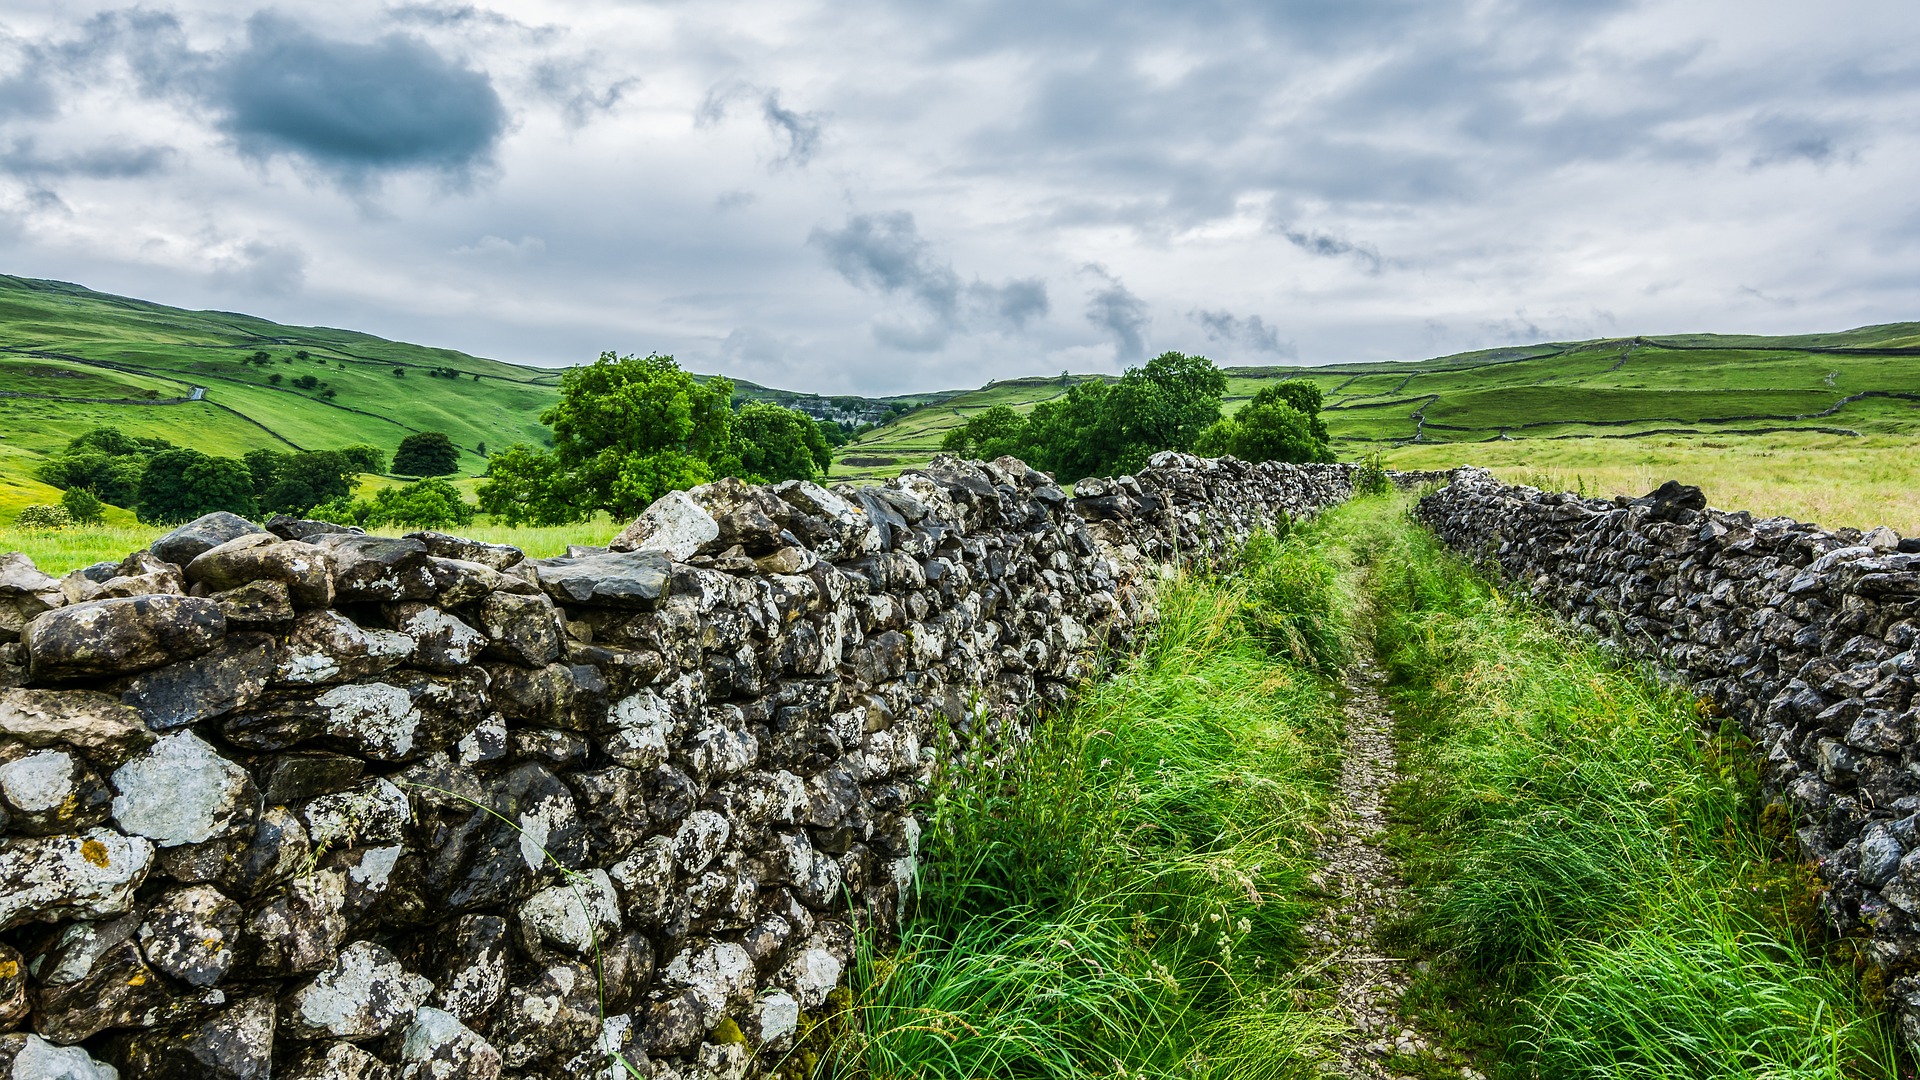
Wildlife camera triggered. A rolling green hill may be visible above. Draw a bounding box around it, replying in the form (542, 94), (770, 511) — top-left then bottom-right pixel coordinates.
(0, 274), (929, 517)
(831, 330), (1920, 481)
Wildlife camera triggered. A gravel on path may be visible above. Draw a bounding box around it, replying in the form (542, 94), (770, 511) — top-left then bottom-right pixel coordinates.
(1304, 650), (1481, 1080)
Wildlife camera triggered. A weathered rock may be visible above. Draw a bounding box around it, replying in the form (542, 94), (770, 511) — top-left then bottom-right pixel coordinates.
(109, 994), (276, 1080)
(397, 1006), (502, 1080)
(494, 961), (601, 1069)
(33, 913), (221, 1042)
(111, 732), (255, 847)
(266, 515), (362, 542)
(518, 869), (622, 954)
(425, 763), (587, 911)
(0, 828), (153, 929)
(187, 534), (334, 608)
(431, 915), (511, 1022)
(0, 943), (27, 1032)
(0, 687), (153, 765)
(0, 748), (111, 835)
(301, 778), (413, 848)
(139, 885), (242, 986)
(261, 751), (367, 804)
(152, 512), (269, 566)
(282, 1041), (392, 1080)
(0, 552), (65, 644)
(609, 490), (721, 560)
(25, 594), (225, 681)
(208, 579), (296, 627)
(285, 940), (431, 1040)
(274, 610), (412, 686)
(385, 604), (486, 673)
(115, 631), (277, 730)
(405, 531), (524, 570)
(529, 550), (673, 610)
(476, 591), (563, 667)
(244, 871), (348, 976)
(0, 1034), (119, 1079)
(309, 535), (437, 603)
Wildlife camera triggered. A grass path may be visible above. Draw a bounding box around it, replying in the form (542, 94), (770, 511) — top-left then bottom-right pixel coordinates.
(1308, 648), (1474, 1078)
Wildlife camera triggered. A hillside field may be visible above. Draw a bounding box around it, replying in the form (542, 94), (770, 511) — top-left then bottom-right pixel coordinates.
(3, 272), (1916, 559)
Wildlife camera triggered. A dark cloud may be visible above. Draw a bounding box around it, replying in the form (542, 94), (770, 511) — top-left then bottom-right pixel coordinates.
(810, 211), (1051, 350)
(1083, 265), (1148, 363)
(1190, 309), (1294, 358)
(0, 138), (174, 179)
(1271, 223), (1383, 274)
(207, 15), (506, 186)
(762, 91), (823, 167)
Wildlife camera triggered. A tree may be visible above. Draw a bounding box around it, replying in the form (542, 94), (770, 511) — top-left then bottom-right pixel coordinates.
(313, 477), (476, 530)
(136, 450), (255, 525)
(479, 352), (738, 526)
(392, 432), (460, 477)
(260, 451), (357, 517)
(35, 427), (172, 507)
(60, 487), (104, 526)
(1105, 351), (1227, 468)
(392, 367), (406, 377)
(268, 373), (283, 385)
(940, 405), (1030, 460)
(1195, 383), (1333, 465)
(243, 449), (290, 499)
(733, 402), (832, 484)
(294, 374), (318, 390)
(339, 444), (387, 474)
(295, 350), (310, 360)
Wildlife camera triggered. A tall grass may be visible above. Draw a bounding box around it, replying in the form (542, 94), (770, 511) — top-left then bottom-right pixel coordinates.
(827, 528), (1350, 1079)
(1339, 496), (1904, 1079)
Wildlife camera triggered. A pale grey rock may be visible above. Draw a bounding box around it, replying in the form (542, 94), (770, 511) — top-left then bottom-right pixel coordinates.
(776, 937), (844, 1010)
(151, 512), (267, 566)
(673, 810), (731, 875)
(8, 1034), (119, 1080)
(660, 941), (755, 1017)
(518, 869), (622, 954)
(398, 1006), (502, 1080)
(609, 490), (720, 560)
(285, 940), (431, 1040)
(138, 884), (242, 987)
(0, 827), (152, 929)
(110, 731), (254, 847)
(604, 690), (673, 770)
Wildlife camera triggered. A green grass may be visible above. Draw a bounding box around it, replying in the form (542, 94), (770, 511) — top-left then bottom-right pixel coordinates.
(822, 525), (1350, 1079)
(1333, 496), (1905, 1079)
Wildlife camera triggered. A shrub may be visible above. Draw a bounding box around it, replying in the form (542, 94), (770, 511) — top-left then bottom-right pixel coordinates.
(1352, 451), (1390, 496)
(13, 504), (71, 530)
(60, 488), (104, 526)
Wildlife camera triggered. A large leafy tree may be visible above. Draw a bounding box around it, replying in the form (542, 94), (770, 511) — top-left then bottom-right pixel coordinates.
(479, 352), (739, 525)
(734, 401), (832, 484)
(936, 353), (1228, 482)
(392, 432), (461, 477)
(35, 426), (175, 507)
(136, 450), (256, 525)
(1196, 383), (1333, 465)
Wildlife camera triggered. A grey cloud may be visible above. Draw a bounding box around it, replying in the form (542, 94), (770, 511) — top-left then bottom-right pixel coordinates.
(0, 71), (56, 121)
(388, 4), (539, 32)
(1747, 114), (1851, 169)
(1272, 223), (1383, 274)
(0, 138), (173, 179)
(762, 91), (824, 167)
(534, 60), (638, 127)
(208, 238), (308, 296)
(810, 211), (1048, 349)
(1190, 309), (1295, 358)
(207, 14), (506, 186)
(1083, 266), (1148, 363)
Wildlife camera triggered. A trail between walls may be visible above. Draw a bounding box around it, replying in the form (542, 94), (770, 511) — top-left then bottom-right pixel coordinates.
(1304, 648), (1477, 1079)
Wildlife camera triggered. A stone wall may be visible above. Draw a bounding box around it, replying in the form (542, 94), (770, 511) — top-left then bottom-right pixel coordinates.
(0, 454), (1356, 1080)
(1416, 468), (1920, 1038)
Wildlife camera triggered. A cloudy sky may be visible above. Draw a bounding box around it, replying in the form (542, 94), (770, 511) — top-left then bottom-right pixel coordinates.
(1, 1), (1916, 394)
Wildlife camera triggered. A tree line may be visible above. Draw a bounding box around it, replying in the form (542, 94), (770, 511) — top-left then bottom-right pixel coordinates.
(29, 427), (477, 529)
(477, 352), (836, 526)
(939, 351), (1332, 479)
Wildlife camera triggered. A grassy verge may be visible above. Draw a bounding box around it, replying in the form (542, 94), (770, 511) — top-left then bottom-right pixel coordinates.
(1340, 496), (1904, 1079)
(821, 525), (1353, 1079)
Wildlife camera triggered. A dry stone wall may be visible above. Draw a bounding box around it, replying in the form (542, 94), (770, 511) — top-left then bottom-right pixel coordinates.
(0, 453), (1356, 1080)
(1417, 468), (1920, 1039)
